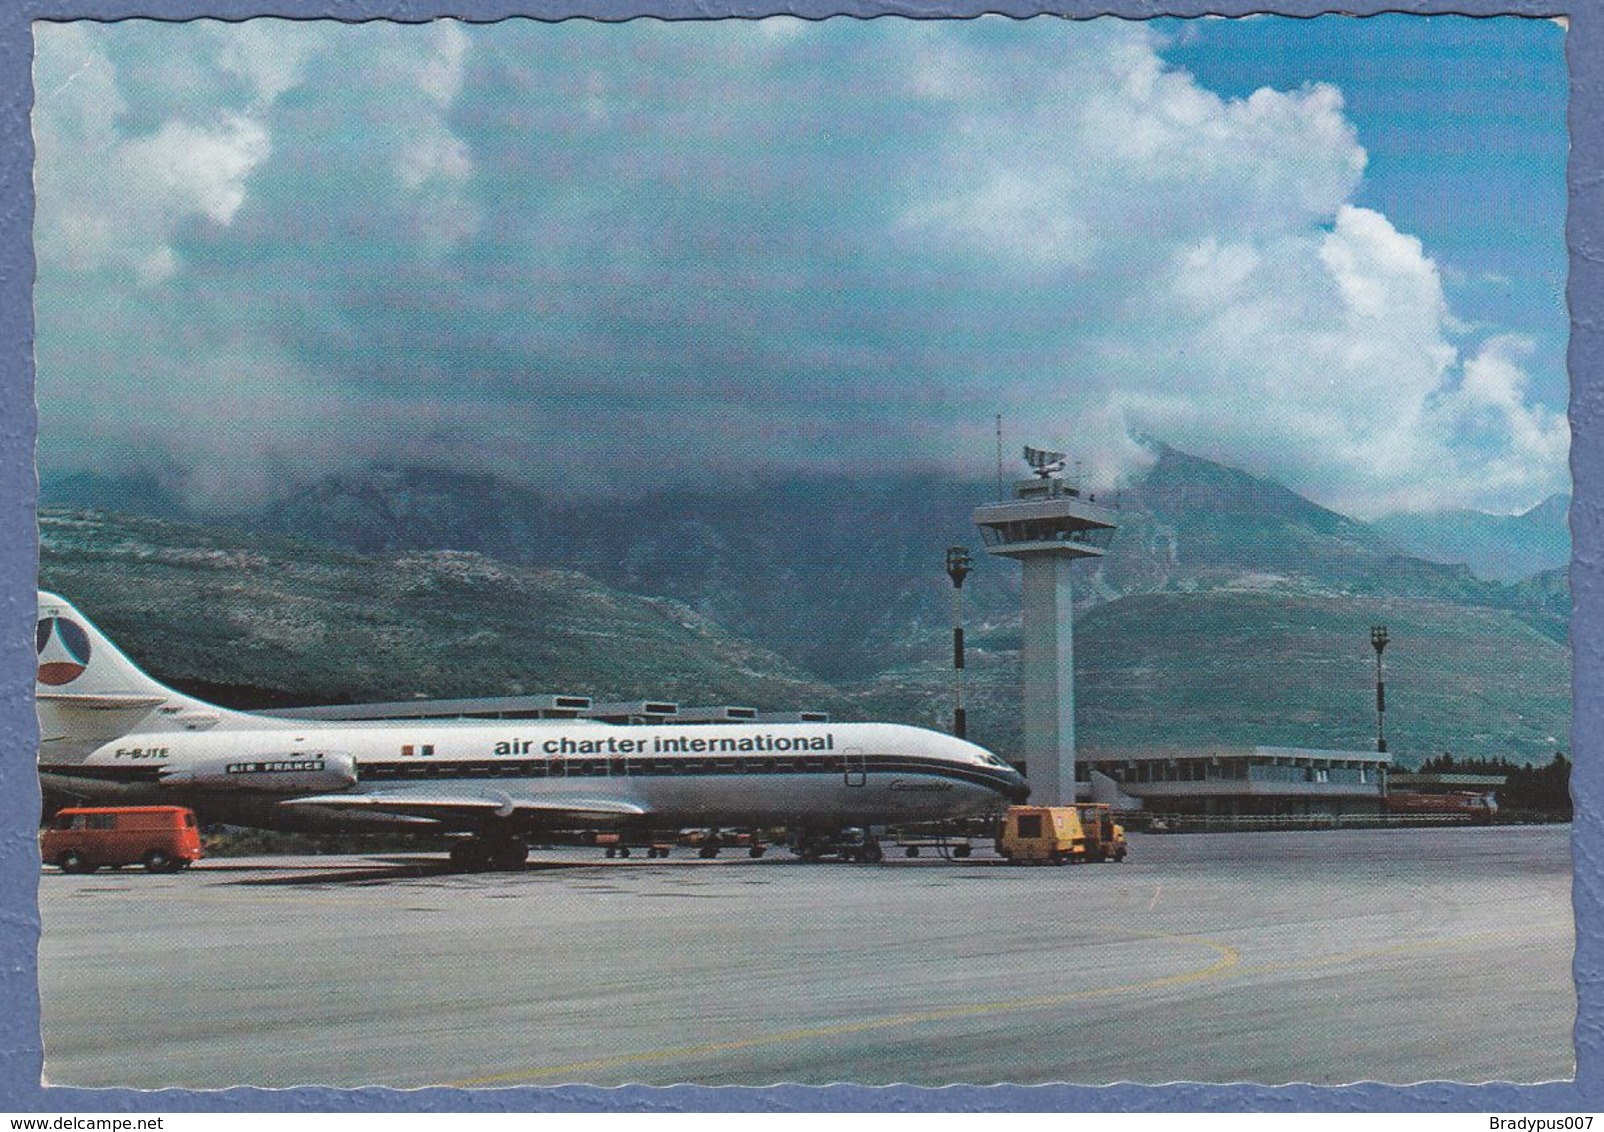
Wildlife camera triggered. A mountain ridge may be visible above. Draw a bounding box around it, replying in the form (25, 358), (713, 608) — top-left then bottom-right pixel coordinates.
(1373, 493), (1570, 582)
(35, 438), (1573, 764)
(42, 445), (1564, 679)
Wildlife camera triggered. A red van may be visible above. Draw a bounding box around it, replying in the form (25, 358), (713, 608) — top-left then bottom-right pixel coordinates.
(42, 806), (203, 873)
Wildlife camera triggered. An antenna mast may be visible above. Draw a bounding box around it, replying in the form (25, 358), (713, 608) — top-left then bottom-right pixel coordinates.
(1371, 626), (1390, 754)
(995, 415), (1004, 499)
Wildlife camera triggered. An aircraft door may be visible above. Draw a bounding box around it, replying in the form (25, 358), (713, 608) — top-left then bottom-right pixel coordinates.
(843, 747), (866, 788)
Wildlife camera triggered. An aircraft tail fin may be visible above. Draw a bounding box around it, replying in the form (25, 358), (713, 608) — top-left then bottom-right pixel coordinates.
(36, 592), (241, 761)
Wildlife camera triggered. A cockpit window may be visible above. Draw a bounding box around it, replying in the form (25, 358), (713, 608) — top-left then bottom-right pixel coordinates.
(979, 751), (1014, 769)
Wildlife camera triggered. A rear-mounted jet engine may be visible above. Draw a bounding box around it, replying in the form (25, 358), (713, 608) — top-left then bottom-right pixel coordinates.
(159, 752), (358, 793)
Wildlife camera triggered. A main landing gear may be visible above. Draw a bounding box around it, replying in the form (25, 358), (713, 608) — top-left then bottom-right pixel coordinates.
(448, 836), (529, 872)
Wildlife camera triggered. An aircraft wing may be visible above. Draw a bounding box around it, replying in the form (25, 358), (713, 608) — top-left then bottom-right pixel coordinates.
(281, 789), (651, 825)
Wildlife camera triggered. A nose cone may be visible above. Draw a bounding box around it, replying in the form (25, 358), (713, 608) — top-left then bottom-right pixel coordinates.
(973, 756), (1030, 804)
(948, 734), (1031, 805)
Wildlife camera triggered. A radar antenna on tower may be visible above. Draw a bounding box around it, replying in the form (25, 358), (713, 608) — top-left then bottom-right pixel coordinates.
(1023, 446), (1067, 479)
(976, 442), (1120, 806)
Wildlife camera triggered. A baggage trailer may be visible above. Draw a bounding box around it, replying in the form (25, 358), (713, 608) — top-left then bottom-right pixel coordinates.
(893, 824), (974, 859)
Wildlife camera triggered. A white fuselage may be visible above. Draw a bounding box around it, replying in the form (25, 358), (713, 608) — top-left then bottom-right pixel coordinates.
(42, 719), (1029, 834)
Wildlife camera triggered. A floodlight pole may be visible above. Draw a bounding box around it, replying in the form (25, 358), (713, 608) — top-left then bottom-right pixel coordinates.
(1371, 625), (1389, 754)
(946, 546), (973, 739)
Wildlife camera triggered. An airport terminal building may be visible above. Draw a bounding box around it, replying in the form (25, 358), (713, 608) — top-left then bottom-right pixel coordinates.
(1080, 746), (1392, 817)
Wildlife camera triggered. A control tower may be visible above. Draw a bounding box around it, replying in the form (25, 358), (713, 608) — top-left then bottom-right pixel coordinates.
(974, 447), (1119, 805)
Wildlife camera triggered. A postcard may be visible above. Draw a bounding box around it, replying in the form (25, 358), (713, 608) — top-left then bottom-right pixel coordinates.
(14, 5), (1585, 1109)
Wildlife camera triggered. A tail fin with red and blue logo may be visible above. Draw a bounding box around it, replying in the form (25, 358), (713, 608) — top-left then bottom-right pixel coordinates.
(36, 592), (260, 762)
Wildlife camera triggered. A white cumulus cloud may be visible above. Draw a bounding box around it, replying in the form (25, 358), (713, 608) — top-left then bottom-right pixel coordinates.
(35, 22), (276, 284)
(31, 18), (1568, 517)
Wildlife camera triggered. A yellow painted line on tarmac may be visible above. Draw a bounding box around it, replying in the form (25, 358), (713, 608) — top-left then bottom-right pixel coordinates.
(450, 919), (1567, 1087)
(447, 932), (1241, 1087)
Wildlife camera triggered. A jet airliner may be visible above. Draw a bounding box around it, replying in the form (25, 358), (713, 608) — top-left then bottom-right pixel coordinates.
(36, 592), (1028, 869)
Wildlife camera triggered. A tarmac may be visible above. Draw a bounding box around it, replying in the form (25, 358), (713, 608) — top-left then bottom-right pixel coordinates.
(35, 824), (1574, 1089)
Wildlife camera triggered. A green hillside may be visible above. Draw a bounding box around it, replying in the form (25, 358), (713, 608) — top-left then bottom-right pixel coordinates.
(852, 588), (1571, 767)
(39, 509), (847, 714)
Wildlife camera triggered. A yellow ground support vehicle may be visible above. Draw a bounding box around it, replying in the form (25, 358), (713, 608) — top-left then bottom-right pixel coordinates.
(996, 804), (1127, 865)
(1074, 803), (1128, 863)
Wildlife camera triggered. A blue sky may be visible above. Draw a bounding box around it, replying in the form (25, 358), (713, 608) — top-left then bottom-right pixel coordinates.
(1158, 14), (1568, 418)
(31, 16), (1570, 517)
